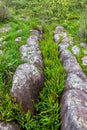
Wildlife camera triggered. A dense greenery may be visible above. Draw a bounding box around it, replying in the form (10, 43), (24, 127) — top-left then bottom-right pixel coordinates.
(0, 0), (87, 129)
(0, 0), (87, 40)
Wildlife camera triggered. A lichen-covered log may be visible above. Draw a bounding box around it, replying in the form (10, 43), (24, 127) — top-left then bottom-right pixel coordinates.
(20, 36), (44, 69)
(54, 26), (87, 130)
(11, 29), (44, 115)
(0, 122), (21, 130)
(11, 63), (44, 114)
(61, 90), (87, 130)
(54, 26), (67, 42)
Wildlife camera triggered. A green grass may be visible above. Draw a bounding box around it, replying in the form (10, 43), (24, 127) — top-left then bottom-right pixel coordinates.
(0, 0), (87, 129)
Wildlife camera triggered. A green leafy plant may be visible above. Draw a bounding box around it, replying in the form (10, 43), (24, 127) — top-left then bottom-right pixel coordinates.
(78, 8), (87, 42)
(0, 2), (8, 21)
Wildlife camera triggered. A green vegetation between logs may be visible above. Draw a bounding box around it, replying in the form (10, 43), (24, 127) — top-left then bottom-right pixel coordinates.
(0, 0), (87, 129)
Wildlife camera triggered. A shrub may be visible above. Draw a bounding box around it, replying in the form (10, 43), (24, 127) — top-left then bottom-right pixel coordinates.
(0, 0), (17, 21)
(0, 2), (8, 21)
(78, 9), (87, 42)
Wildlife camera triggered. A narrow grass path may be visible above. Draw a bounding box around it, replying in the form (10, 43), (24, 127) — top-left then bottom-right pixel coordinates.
(31, 24), (66, 129)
